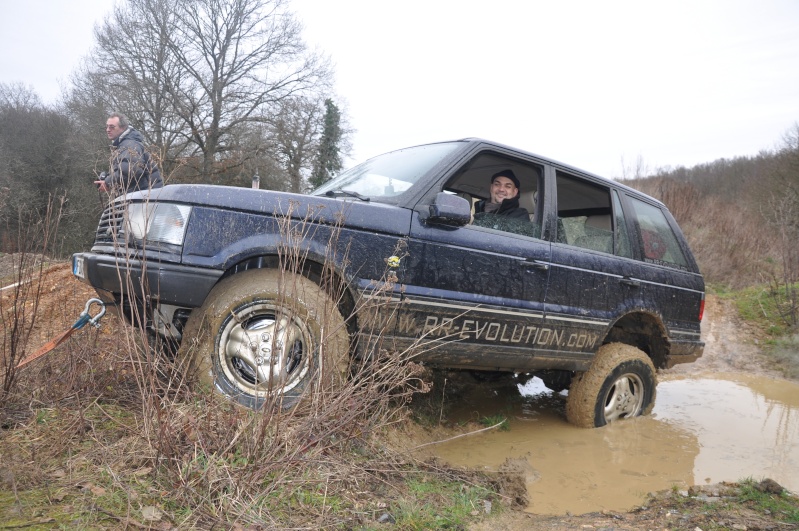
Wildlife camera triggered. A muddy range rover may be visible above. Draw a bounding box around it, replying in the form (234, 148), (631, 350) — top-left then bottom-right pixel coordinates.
(72, 138), (704, 428)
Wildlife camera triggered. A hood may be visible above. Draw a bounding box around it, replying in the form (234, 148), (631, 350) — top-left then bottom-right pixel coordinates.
(112, 127), (144, 147)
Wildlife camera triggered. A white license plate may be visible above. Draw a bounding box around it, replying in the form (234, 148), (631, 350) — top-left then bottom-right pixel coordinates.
(73, 256), (86, 279)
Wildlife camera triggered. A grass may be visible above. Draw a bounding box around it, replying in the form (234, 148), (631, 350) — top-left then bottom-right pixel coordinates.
(720, 282), (799, 337)
(770, 333), (799, 379)
(1, 350), (508, 529)
(738, 478), (799, 523)
(0, 401), (172, 528)
(713, 283), (799, 377)
(383, 478), (496, 530)
(645, 479), (799, 531)
(479, 414), (510, 431)
(2, 414), (500, 529)
(716, 283), (786, 336)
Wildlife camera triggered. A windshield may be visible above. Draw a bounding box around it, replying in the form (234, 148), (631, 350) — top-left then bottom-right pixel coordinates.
(312, 142), (462, 199)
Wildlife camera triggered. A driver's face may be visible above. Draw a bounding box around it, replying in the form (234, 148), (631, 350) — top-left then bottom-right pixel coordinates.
(490, 176), (518, 204)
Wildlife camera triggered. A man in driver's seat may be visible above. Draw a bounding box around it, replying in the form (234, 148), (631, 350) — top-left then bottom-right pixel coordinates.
(474, 169), (530, 219)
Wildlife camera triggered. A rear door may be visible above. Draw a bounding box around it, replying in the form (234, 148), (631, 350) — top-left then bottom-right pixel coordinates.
(541, 170), (629, 368)
(621, 193), (705, 361)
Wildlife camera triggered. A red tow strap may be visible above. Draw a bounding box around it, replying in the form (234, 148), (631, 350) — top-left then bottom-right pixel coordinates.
(9, 298), (106, 372)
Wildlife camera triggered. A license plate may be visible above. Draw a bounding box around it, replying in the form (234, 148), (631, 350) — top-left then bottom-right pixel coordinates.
(73, 256), (86, 279)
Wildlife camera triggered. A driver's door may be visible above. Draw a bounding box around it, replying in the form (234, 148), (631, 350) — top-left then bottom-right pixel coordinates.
(393, 204), (551, 372)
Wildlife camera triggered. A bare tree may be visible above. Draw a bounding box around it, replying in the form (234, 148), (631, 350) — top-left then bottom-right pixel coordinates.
(761, 123), (799, 327)
(165, 0), (331, 180)
(0, 82), (42, 110)
(256, 95), (354, 193)
(71, 0), (195, 175)
(617, 154), (650, 181)
(266, 95), (323, 192)
(777, 124), (799, 197)
(75, 0), (332, 184)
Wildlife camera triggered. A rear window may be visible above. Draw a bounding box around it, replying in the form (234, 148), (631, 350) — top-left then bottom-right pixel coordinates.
(628, 196), (689, 268)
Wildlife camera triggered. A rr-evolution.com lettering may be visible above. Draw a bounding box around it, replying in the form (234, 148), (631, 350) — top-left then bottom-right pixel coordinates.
(419, 316), (599, 349)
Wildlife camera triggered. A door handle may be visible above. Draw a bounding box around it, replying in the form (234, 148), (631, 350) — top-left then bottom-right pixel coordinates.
(620, 277), (641, 288)
(519, 259), (550, 272)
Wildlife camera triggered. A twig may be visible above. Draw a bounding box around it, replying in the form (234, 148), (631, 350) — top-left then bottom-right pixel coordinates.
(438, 377), (447, 426)
(412, 421), (505, 450)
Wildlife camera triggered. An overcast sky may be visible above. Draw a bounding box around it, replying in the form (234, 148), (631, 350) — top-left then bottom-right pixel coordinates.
(2, 1), (798, 178)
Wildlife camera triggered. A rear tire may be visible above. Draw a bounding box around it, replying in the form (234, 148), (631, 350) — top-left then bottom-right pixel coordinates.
(565, 343), (656, 428)
(178, 269), (349, 411)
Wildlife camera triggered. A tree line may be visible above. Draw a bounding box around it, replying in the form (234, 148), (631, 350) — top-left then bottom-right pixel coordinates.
(0, 0), (349, 256)
(625, 125), (799, 326)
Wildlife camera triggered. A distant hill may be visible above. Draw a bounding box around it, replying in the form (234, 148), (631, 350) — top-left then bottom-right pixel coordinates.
(622, 128), (799, 289)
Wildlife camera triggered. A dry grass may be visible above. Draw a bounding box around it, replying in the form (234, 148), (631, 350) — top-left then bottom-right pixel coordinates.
(1, 272), (498, 528)
(0, 264), (500, 529)
(1, 202), (504, 529)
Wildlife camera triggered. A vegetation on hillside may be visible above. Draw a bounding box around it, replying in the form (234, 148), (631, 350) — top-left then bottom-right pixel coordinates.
(624, 125), (799, 315)
(625, 125), (799, 287)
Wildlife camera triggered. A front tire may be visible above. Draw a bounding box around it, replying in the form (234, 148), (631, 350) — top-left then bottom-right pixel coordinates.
(178, 269), (349, 410)
(565, 343), (656, 428)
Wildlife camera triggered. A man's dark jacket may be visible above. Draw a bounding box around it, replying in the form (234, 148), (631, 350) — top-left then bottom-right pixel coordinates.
(473, 196), (530, 219)
(103, 127), (163, 193)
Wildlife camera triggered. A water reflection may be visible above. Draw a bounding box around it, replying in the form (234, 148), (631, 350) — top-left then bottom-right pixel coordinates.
(425, 374), (799, 515)
(656, 374), (799, 491)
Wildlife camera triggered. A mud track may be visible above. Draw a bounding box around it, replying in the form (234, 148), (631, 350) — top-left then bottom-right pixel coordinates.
(663, 293), (778, 379)
(467, 294), (795, 530)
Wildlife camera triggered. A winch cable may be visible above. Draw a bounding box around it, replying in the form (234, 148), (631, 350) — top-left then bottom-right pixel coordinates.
(6, 298), (106, 373)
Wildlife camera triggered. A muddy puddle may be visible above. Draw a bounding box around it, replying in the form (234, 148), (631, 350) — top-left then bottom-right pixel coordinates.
(426, 373), (799, 515)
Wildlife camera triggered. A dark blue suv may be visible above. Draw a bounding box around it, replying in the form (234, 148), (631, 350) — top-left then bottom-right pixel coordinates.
(73, 138), (704, 427)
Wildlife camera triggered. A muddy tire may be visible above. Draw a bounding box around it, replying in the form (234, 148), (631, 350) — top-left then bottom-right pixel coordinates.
(565, 343), (656, 428)
(177, 269), (350, 410)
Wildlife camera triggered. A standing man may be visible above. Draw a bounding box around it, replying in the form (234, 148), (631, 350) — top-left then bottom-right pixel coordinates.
(96, 112), (163, 194)
(473, 169), (529, 219)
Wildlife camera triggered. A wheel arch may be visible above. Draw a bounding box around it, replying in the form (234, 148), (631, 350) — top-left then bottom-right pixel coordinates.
(603, 310), (671, 369)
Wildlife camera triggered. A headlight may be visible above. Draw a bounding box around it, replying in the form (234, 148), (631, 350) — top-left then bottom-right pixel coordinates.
(125, 203), (192, 245)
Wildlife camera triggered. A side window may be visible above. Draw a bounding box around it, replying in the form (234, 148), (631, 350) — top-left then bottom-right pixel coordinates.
(612, 190), (632, 258)
(628, 196), (689, 268)
(555, 172), (613, 254)
(443, 152), (543, 239)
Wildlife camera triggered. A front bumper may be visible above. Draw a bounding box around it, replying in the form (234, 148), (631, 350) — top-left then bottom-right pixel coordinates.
(72, 252), (223, 308)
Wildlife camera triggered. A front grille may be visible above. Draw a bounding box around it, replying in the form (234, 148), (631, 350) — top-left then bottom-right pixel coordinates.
(94, 202), (128, 246)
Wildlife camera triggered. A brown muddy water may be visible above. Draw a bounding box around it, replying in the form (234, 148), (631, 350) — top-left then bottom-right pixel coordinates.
(426, 373), (799, 515)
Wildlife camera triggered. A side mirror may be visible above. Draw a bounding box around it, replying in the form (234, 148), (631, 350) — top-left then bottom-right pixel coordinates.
(427, 192), (471, 227)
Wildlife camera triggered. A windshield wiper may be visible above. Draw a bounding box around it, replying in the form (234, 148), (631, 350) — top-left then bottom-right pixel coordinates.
(325, 189), (370, 202)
